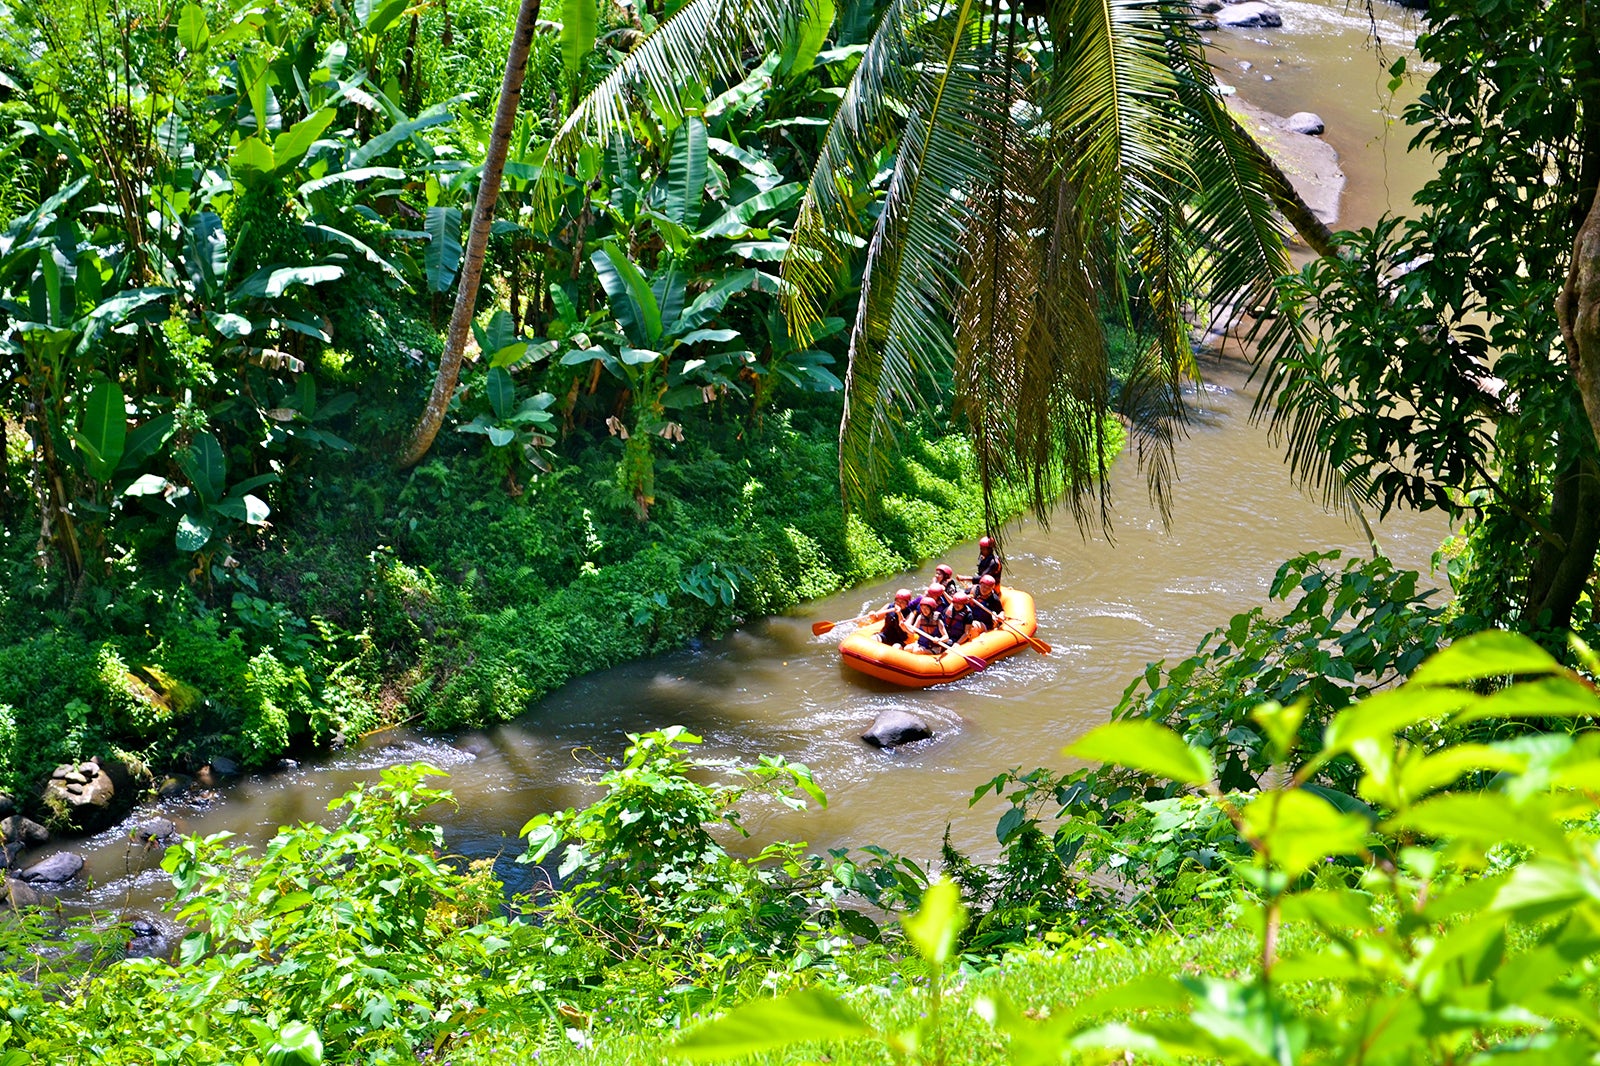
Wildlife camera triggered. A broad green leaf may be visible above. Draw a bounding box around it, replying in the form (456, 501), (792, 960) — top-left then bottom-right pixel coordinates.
(486, 367), (515, 421)
(664, 117), (708, 228)
(265, 1020), (324, 1066)
(1251, 700), (1305, 763)
(675, 268), (759, 331)
(178, 432), (226, 505)
(229, 136), (275, 182)
(216, 493), (270, 525)
(902, 878), (966, 965)
(697, 184), (804, 239)
(77, 379), (126, 481)
(347, 106), (454, 169)
(1456, 677), (1600, 723)
(560, 0), (599, 76)
(1393, 793), (1573, 857)
(1241, 788), (1371, 875)
(424, 206), (462, 293)
(120, 413), (176, 470)
(675, 327), (740, 346)
(671, 988), (874, 1060)
(1065, 719), (1213, 786)
(123, 474), (171, 497)
(1412, 630), (1563, 686)
(592, 245), (662, 344)
(272, 108), (335, 175)
(297, 165), (405, 196)
(1278, 888), (1378, 930)
(486, 425), (516, 447)
(489, 343), (529, 368)
(779, 0), (834, 76)
(1317, 687), (1474, 763)
(176, 513), (213, 552)
(177, 3), (210, 51)
(1493, 860), (1586, 917)
(232, 264), (344, 300)
(361, 0), (408, 33)
(620, 346), (662, 366)
(1395, 743), (1526, 800)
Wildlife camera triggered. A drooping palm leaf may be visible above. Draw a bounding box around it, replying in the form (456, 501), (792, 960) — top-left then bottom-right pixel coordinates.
(782, 0), (932, 338)
(533, 0), (823, 221)
(837, 0), (1014, 506)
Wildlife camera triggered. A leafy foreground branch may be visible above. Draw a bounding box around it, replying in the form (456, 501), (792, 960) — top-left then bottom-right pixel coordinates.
(5, 628), (1600, 1065)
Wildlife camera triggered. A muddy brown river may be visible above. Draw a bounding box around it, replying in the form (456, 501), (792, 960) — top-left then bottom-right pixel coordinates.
(60, 0), (1445, 913)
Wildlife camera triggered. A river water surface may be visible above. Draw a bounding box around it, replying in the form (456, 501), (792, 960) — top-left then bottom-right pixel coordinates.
(63, 0), (1445, 912)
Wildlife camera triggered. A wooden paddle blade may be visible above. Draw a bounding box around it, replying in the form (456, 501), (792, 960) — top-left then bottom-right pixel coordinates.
(963, 654), (989, 670)
(811, 620), (837, 636)
(1028, 635), (1052, 654)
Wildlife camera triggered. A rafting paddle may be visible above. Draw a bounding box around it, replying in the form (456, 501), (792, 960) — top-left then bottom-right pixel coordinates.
(907, 624), (988, 671)
(971, 600), (1052, 654)
(812, 611), (876, 636)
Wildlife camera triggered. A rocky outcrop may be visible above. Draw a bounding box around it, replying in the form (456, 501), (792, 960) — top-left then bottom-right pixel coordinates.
(18, 850), (84, 885)
(861, 711), (934, 748)
(127, 914), (183, 959)
(1215, 1), (1283, 26)
(39, 755), (151, 834)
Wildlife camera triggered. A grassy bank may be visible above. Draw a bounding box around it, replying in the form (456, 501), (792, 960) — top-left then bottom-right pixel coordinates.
(0, 394), (1123, 810)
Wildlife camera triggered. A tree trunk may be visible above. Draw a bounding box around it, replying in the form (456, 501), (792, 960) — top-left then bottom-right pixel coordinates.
(1560, 184), (1600, 452)
(395, 0), (542, 470)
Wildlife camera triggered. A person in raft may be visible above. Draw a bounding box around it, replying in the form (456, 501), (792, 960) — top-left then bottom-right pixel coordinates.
(870, 589), (914, 647)
(972, 574), (1005, 629)
(946, 591), (984, 644)
(907, 595), (952, 654)
(959, 536), (1002, 591)
(934, 564), (963, 598)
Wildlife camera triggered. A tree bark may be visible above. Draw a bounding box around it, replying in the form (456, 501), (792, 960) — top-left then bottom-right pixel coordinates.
(395, 0), (542, 470)
(1560, 184), (1600, 452)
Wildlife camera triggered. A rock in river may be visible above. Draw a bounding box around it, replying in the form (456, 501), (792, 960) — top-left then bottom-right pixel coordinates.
(1285, 111), (1326, 135)
(1215, 1), (1283, 26)
(18, 850), (84, 885)
(861, 711), (934, 748)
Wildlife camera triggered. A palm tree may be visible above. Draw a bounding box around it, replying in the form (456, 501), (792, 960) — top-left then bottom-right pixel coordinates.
(532, 0), (1316, 528)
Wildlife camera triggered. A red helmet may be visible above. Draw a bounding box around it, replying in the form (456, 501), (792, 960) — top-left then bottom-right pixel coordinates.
(926, 584), (946, 598)
(979, 574), (997, 588)
(979, 536), (995, 551)
(935, 564), (954, 578)
(894, 588), (912, 603)
(952, 592), (972, 604)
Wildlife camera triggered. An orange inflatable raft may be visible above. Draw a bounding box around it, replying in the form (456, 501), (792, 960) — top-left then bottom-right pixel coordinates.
(839, 589), (1038, 688)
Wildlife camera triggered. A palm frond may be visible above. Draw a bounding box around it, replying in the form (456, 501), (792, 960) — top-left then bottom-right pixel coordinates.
(532, 0), (819, 221)
(782, 0), (931, 338)
(837, 0), (1010, 506)
(1043, 0), (1191, 226)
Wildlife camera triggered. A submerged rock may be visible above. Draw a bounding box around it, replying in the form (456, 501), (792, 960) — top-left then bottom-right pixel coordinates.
(861, 711), (934, 748)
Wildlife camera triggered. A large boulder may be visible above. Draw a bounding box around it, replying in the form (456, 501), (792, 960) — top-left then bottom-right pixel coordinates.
(861, 711), (934, 749)
(18, 850), (84, 885)
(40, 755), (147, 834)
(0, 815), (50, 849)
(1215, 1), (1283, 26)
(126, 913), (183, 960)
(41, 761), (117, 833)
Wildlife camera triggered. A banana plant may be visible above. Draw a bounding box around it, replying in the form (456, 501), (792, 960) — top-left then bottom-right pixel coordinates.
(562, 241), (761, 518)
(453, 311), (560, 487)
(124, 431), (277, 555)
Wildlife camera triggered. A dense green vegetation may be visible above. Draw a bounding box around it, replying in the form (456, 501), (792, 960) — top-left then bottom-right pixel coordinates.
(1, 0), (1598, 1060)
(0, 0), (1124, 800)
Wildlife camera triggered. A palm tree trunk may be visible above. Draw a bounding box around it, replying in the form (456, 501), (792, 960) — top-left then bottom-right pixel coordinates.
(396, 0), (542, 469)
